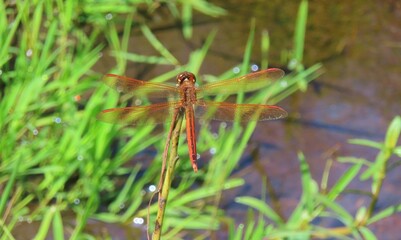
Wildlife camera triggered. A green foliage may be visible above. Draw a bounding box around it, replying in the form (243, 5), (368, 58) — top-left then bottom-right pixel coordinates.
(0, 1), (228, 238)
(2, 0), (398, 239)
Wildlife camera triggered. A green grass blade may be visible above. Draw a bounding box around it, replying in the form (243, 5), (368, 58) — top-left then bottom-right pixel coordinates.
(233, 224), (244, 240)
(235, 197), (283, 225)
(316, 195), (354, 225)
(108, 167), (140, 213)
(287, 152), (317, 226)
(359, 227), (377, 240)
(52, 207), (65, 240)
(260, 30), (270, 69)
(33, 207), (55, 240)
(384, 116), (401, 149)
(336, 156), (371, 166)
(0, 1), (28, 67)
(178, 0), (226, 17)
(348, 139), (382, 149)
(186, 29), (217, 74)
(298, 152), (315, 212)
(182, 1), (192, 39)
(240, 18), (255, 75)
(0, 219), (15, 240)
(326, 163), (362, 200)
(111, 51), (172, 65)
(170, 178), (244, 207)
(360, 117), (399, 181)
(243, 221), (256, 240)
(140, 24), (180, 65)
(0, 157), (21, 216)
(290, 0), (308, 71)
(367, 203), (401, 225)
(251, 218), (266, 240)
(394, 146), (401, 157)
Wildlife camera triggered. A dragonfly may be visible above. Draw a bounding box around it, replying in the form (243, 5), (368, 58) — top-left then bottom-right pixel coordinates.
(97, 68), (288, 172)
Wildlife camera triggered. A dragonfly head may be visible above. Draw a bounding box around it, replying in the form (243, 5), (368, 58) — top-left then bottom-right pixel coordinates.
(176, 71), (196, 85)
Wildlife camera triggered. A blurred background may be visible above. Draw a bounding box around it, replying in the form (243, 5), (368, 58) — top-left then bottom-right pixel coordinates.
(1, 0), (401, 239)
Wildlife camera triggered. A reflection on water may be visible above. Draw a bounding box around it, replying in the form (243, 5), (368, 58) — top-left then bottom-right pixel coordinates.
(133, 217), (145, 225)
(32, 128), (39, 135)
(148, 185), (157, 192)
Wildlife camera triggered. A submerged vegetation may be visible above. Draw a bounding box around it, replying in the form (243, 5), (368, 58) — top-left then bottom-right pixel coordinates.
(0, 0), (400, 239)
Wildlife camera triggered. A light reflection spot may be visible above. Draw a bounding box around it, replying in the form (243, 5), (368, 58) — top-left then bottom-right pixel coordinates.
(209, 148), (216, 155)
(148, 185), (157, 192)
(251, 64), (259, 72)
(232, 67), (240, 74)
(220, 122), (227, 128)
(54, 117), (62, 124)
(135, 99), (142, 105)
(133, 217), (144, 225)
(26, 49), (33, 57)
(33, 129), (39, 135)
(105, 13), (113, 20)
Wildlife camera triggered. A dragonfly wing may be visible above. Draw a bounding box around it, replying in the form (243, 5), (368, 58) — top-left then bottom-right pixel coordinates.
(195, 101), (287, 122)
(103, 74), (179, 99)
(197, 68), (284, 97)
(97, 102), (182, 125)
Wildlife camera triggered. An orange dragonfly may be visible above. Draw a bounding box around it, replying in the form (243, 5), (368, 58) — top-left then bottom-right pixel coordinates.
(97, 68), (287, 172)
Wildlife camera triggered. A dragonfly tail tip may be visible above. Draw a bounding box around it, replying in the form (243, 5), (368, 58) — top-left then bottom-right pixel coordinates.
(192, 163), (198, 173)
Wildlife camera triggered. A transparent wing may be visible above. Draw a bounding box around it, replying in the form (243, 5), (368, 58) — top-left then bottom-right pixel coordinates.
(197, 68), (284, 97)
(102, 74), (180, 99)
(97, 102), (181, 125)
(195, 100), (287, 122)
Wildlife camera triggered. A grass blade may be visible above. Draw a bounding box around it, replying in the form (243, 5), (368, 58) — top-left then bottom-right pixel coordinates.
(384, 116), (401, 149)
(235, 197), (283, 225)
(367, 203), (401, 225)
(52, 207), (65, 240)
(140, 24), (180, 65)
(326, 163), (362, 201)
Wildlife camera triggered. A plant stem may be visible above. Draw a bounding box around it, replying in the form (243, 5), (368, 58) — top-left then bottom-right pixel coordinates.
(152, 110), (184, 240)
(365, 149), (391, 222)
